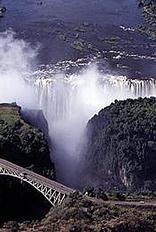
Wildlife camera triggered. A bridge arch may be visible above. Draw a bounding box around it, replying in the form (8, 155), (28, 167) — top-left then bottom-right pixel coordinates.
(0, 159), (74, 207)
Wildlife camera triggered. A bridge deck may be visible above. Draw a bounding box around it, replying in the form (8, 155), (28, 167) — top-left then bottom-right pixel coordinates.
(0, 158), (74, 195)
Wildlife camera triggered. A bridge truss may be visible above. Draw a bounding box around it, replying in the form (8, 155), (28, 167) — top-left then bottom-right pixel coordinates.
(0, 160), (73, 207)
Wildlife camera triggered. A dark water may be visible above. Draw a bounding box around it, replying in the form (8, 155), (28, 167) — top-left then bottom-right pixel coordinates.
(0, 0), (156, 78)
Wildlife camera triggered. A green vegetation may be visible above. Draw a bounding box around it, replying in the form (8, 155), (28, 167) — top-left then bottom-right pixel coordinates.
(0, 103), (54, 178)
(71, 39), (93, 51)
(138, 0), (156, 39)
(0, 103), (54, 223)
(57, 32), (67, 42)
(84, 97), (156, 192)
(30, 194), (156, 231)
(2, 193), (155, 231)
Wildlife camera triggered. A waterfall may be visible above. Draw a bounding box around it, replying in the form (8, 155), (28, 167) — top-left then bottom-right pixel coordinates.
(0, 30), (156, 187)
(34, 66), (156, 186)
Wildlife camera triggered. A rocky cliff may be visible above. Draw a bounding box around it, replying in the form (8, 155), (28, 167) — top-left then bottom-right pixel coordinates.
(0, 103), (54, 178)
(0, 103), (55, 223)
(83, 97), (156, 192)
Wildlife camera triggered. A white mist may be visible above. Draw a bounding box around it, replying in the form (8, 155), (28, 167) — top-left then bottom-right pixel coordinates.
(0, 30), (37, 108)
(1, 30), (156, 187)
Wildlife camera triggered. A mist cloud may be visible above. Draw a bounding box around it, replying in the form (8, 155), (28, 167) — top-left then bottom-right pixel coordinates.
(1, 30), (156, 188)
(0, 30), (38, 108)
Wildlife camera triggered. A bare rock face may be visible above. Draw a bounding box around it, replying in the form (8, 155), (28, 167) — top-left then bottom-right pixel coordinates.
(83, 97), (156, 192)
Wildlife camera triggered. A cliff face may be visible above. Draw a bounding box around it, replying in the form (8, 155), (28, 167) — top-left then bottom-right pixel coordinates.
(21, 109), (49, 141)
(0, 103), (55, 222)
(83, 97), (156, 192)
(0, 103), (54, 179)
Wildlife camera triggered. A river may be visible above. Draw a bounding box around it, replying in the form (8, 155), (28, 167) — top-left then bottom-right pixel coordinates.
(0, 0), (155, 79)
(0, 0), (156, 186)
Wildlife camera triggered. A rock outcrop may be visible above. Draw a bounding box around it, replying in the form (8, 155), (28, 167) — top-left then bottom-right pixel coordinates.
(1, 194), (155, 232)
(82, 97), (156, 192)
(0, 103), (54, 178)
(0, 103), (55, 223)
(138, 0), (156, 39)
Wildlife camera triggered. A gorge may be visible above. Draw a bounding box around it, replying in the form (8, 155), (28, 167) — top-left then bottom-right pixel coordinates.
(0, 30), (156, 189)
(0, 0), (156, 230)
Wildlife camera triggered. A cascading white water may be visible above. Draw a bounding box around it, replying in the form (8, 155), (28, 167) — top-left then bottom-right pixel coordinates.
(0, 30), (156, 186)
(35, 66), (156, 185)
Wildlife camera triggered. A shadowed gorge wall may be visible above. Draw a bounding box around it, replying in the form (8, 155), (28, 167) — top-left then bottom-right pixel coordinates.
(0, 30), (156, 188)
(0, 104), (54, 222)
(0, 176), (51, 223)
(82, 97), (156, 191)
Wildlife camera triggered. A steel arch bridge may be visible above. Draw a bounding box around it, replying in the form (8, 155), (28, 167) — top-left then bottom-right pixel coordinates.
(0, 158), (74, 207)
